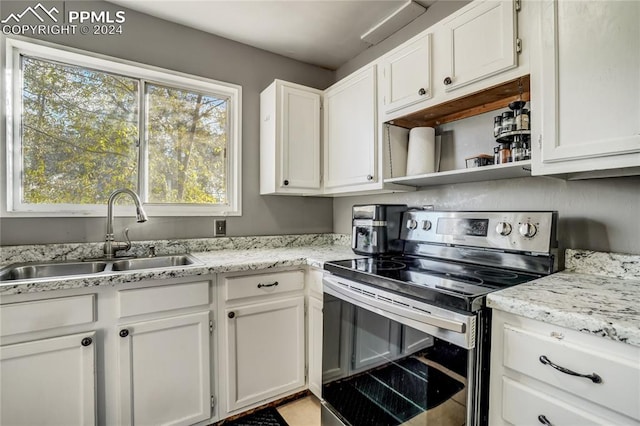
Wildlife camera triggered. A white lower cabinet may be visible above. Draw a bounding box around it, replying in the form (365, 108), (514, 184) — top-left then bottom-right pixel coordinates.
(1, 331), (97, 426)
(219, 270), (306, 416)
(489, 310), (640, 425)
(117, 311), (211, 426)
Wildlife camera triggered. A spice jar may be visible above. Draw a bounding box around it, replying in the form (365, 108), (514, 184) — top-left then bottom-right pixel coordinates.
(515, 108), (530, 131)
(498, 142), (512, 164)
(493, 115), (502, 138)
(493, 146), (500, 164)
(501, 111), (515, 134)
(512, 138), (525, 162)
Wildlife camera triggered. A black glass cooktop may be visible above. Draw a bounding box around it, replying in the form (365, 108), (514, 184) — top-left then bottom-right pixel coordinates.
(324, 255), (542, 312)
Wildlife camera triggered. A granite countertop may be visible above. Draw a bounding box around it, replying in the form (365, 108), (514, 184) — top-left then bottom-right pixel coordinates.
(487, 249), (640, 348)
(0, 234), (358, 296)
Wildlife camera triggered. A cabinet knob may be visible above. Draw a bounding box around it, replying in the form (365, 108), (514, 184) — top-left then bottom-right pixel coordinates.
(119, 329), (129, 338)
(418, 88), (426, 96)
(443, 77), (452, 85)
(283, 180), (289, 186)
(366, 174), (373, 181)
(81, 337), (93, 347)
(228, 311), (235, 319)
(537, 415), (553, 426)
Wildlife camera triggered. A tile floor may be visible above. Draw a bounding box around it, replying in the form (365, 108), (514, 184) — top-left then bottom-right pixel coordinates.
(276, 395), (321, 426)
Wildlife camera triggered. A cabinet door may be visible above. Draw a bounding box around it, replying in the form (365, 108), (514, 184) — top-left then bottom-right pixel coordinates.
(324, 65), (377, 191)
(352, 306), (401, 372)
(224, 296), (305, 412)
(307, 296), (323, 399)
(381, 33), (432, 114)
(1, 332), (96, 426)
(118, 311), (211, 426)
(280, 84), (322, 191)
(533, 0), (640, 175)
(441, 0), (517, 92)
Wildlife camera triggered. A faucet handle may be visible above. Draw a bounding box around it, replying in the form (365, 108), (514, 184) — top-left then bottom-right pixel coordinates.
(122, 228), (132, 252)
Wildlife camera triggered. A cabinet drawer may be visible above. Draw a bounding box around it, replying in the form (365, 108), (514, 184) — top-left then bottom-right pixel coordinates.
(502, 377), (612, 426)
(224, 270), (304, 301)
(118, 281), (209, 318)
(1, 295), (95, 336)
(503, 324), (640, 420)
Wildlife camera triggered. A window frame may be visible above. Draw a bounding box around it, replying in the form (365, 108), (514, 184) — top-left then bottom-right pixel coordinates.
(2, 36), (242, 217)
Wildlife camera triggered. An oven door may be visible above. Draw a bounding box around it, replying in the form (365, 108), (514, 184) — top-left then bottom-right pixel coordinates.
(321, 274), (483, 426)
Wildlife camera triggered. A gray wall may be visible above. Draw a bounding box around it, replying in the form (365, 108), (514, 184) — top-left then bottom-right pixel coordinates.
(0, 0), (335, 245)
(332, 0), (640, 255)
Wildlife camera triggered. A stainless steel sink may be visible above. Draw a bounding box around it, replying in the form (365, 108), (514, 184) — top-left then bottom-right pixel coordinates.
(0, 261), (108, 281)
(111, 255), (197, 271)
(0, 254), (200, 282)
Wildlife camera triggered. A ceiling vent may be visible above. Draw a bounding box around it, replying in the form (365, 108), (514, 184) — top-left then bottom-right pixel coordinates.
(360, 0), (427, 45)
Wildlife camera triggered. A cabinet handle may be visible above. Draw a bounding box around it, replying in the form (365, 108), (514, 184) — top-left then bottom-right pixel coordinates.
(366, 174), (373, 181)
(443, 76), (452, 85)
(538, 415), (553, 426)
(81, 337), (93, 347)
(539, 355), (602, 383)
(418, 87), (426, 96)
(283, 180), (289, 186)
(257, 281), (279, 288)
(228, 311), (235, 319)
(119, 329), (129, 338)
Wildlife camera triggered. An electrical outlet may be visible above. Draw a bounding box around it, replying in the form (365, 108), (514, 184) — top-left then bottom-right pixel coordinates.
(214, 219), (226, 236)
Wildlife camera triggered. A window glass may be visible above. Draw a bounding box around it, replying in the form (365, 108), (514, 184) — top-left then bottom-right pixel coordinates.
(146, 83), (228, 204)
(6, 38), (241, 216)
(21, 56), (139, 204)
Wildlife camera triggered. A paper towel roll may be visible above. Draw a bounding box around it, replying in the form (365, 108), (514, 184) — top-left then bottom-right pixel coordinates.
(406, 127), (436, 175)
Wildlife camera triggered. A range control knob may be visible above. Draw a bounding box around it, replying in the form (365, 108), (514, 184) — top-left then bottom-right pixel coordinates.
(495, 222), (512, 236)
(406, 219), (418, 230)
(422, 220), (432, 231)
(519, 222), (538, 238)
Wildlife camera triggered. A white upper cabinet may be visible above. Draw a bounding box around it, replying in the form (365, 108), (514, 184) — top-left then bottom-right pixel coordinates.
(531, 0), (640, 176)
(260, 80), (322, 195)
(323, 65), (378, 193)
(380, 33), (432, 115)
(439, 0), (518, 92)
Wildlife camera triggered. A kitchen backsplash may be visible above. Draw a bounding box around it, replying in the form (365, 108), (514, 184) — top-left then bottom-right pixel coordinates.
(0, 233), (350, 267)
(565, 249), (640, 280)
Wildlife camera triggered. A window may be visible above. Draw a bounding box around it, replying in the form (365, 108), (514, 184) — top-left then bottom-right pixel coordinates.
(3, 38), (242, 216)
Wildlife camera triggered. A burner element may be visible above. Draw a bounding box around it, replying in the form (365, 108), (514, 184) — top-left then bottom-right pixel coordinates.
(474, 269), (519, 280)
(376, 260), (406, 271)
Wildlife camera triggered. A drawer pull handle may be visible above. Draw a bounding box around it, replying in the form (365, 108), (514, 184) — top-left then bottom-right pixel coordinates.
(257, 281), (279, 289)
(539, 355), (602, 383)
(538, 415), (553, 426)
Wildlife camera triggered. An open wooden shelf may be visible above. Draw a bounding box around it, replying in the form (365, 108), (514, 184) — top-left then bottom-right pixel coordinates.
(388, 75), (530, 129)
(384, 160), (532, 187)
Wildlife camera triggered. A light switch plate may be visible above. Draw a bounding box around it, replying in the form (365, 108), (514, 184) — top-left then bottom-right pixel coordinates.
(214, 219), (226, 236)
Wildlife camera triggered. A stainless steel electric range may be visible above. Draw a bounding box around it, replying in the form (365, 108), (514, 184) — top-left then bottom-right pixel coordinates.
(321, 209), (558, 426)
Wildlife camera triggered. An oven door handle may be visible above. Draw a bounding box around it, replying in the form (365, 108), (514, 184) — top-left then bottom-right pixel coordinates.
(324, 277), (467, 334)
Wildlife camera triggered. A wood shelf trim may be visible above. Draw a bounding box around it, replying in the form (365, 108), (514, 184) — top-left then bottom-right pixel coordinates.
(388, 75), (531, 129)
(384, 160), (532, 187)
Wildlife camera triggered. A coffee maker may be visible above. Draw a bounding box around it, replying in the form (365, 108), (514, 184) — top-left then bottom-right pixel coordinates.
(351, 204), (407, 255)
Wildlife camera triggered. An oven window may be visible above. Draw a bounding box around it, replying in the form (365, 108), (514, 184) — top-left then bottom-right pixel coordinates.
(322, 294), (469, 425)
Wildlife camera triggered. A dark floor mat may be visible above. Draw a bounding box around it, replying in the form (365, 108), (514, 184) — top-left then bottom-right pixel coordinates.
(323, 356), (464, 426)
(222, 407), (288, 426)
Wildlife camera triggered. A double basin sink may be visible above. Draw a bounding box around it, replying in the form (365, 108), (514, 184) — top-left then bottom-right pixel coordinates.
(0, 254), (201, 282)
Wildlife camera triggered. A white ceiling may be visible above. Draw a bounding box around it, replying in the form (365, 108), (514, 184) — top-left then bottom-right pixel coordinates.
(107, 0), (434, 70)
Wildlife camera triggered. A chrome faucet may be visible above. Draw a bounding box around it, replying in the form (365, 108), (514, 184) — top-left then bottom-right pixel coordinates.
(104, 189), (148, 259)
